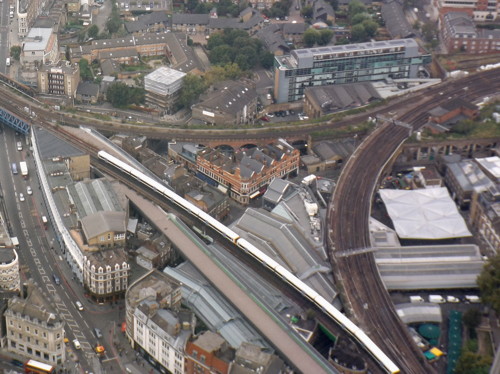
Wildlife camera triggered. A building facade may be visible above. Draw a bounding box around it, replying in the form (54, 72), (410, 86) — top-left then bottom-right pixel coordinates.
(17, 0), (44, 37)
(185, 331), (233, 374)
(436, 0), (500, 21)
(273, 38), (431, 103)
(441, 12), (500, 54)
(145, 67), (186, 114)
(82, 248), (130, 303)
(21, 28), (59, 68)
(37, 63), (80, 97)
(470, 184), (500, 252)
(196, 139), (300, 204)
(4, 284), (65, 365)
(0, 248), (20, 292)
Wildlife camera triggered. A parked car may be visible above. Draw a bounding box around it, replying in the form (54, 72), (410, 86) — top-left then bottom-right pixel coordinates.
(94, 328), (102, 338)
(73, 339), (81, 350)
(260, 116), (270, 122)
(266, 112), (274, 118)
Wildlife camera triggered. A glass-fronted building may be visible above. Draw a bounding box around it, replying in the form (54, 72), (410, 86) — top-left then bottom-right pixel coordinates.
(273, 38), (431, 103)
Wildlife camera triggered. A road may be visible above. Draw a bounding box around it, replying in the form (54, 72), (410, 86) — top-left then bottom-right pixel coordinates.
(0, 126), (124, 374)
(0, 0), (10, 74)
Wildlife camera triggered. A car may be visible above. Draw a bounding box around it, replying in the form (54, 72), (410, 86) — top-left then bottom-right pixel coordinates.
(64, 337), (69, 344)
(75, 301), (84, 311)
(259, 116), (270, 122)
(73, 339), (81, 350)
(27, 186), (32, 195)
(19, 193), (25, 202)
(53, 274), (61, 285)
(295, 5), (299, 10)
(94, 328), (102, 338)
(275, 17), (280, 20)
(266, 113), (274, 118)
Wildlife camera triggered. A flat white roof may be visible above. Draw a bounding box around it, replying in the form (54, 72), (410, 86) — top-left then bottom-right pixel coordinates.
(24, 28), (52, 51)
(379, 188), (472, 239)
(476, 156), (500, 180)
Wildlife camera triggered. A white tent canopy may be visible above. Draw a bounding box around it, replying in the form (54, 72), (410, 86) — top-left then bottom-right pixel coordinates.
(379, 188), (472, 239)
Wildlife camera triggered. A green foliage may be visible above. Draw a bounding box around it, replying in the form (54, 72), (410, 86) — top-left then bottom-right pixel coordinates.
(478, 253), (500, 315)
(207, 29), (268, 70)
(178, 74), (207, 109)
(79, 59), (93, 81)
(106, 3), (122, 34)
(106, 82), (145, 108)
(259, 51), (275, 69)
(421, 22), (437, 43)
(452, 119), (475, 135)
(318, 29), (334, 46)
(262, 0), (292, 19)
(205, 63), (245, 83)
(348, 0), (366, 20)
(88, 24), (99, 39)
(10, 46), (21, 61)
(463, 309), (482, 330)
(351, 13), (369, 25)
(362, 19), (378, 37)
(301, 5), (313, 19)
(351, 23), (367, 42)
(304, 28), (320, 47)
(454, 351), (492, 374)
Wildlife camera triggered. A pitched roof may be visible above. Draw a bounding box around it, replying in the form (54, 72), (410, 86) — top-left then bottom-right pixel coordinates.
(76, 81), (100, 96)
(194, 81), (257, 116)
(81, 211), (127, 239)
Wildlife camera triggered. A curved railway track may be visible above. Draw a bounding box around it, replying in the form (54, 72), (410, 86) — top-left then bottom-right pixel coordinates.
(329, 70), (500, 373)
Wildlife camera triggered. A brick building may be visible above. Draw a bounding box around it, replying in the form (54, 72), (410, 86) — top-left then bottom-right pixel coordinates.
(441, 12), (500, 54)
(196, 139), (300, 204)
(428, 98), (478, 125)
(435, 0), (500, 21)
(185, 331), (234, 374)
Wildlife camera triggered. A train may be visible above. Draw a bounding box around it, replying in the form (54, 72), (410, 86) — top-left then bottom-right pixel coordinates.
(97, 150), (400, 374)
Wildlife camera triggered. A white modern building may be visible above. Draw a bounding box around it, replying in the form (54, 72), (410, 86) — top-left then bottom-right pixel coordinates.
(21, 27), (59, 68)
(144, 67), (186, 114)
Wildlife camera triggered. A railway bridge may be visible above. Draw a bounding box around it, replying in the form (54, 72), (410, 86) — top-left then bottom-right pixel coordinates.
(177, 134), (309, 150)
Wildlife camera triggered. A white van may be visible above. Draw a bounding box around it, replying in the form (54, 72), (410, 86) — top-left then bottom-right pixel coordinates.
(428, 295), (445, 303)
(465, 295), (480, 303)
(73, 339), (81, 349)
(6, 57), (10, 66)
(410, 296), (424, 303)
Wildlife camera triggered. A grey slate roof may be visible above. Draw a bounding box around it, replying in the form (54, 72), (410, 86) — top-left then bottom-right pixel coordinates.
(76, 81), (100, 96)
(447, 160), (493, 193)
(254, 24), (290, 54)
(125, 11), (169, 33)
(381, 0), (415, 39)
(172, 13), (210, 25)
(99, 48), (138, 60)
(34, 126), (86, 160)
(194, 81), (258, 116)
(67, 178), (123, 219)
(282, 22), (307, 35)
(81, 211), (127, 239)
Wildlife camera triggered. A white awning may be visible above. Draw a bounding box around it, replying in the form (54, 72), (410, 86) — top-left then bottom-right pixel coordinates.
(379, 188), (472, 239)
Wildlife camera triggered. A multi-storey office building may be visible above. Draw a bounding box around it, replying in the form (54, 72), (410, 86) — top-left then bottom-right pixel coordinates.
(273, 38), (431, 103)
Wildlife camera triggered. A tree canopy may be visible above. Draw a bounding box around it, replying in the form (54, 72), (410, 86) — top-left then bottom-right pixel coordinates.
(106, 82), (145, 108)
(477, 253), (500, 314)
(10, 46), (21, 61)
(178, 74), (207, 109)
(207, 29), (268, 71)
(87, 25), (99, 39)
(79, 59), (93, 81)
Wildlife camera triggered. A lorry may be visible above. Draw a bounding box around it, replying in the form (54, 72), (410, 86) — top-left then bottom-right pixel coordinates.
(20, 161), (28, 177)
(429, 295), (445, 303)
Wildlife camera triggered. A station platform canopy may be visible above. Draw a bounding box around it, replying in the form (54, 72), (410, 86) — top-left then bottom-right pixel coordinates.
(379, 188), (472, 239)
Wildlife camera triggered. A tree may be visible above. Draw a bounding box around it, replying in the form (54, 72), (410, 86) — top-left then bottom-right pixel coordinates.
(350, 23), (367, 42)
(421, 22), (437, 43)
(79, 58), (93, 81)
(87, 25), (99, 39)
(463, 309), (482, 330)
(106, 82), (145, 107)
(348, 0), (366, 20)
(10, 46), (21, 61)
(362, 19), (379, 38)
(207, 33), (225, 50)
(304, 28), (319, 47)
(301, 5), (313, 19)
(178, 74), (206, 109)
(351, 13), (369, 25)
(259, 51), (275, 69)
(318, 29), (334, 46)
(477, 253), (500, 314)
(106, 13), (121, 34)
(205, 63), (244, 84)
(455, 351), (492, 374)
(209, 45), (235, 65)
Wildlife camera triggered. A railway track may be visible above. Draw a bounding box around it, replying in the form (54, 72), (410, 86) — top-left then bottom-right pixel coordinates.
(329, 70), (500, 373)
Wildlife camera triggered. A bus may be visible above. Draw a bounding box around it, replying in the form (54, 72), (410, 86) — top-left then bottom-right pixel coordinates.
(24, 359), (55, 374)
(11, 162), (18, 174)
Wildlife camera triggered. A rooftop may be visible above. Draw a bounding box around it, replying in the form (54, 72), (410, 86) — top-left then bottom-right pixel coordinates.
(23, 28), (53, 51)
